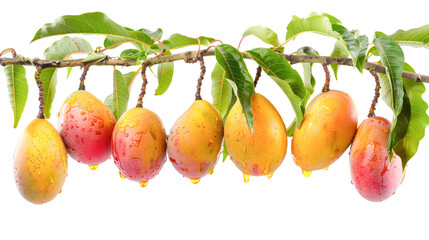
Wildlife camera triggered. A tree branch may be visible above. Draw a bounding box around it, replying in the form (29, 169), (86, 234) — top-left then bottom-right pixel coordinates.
(0, 49), (428, 83)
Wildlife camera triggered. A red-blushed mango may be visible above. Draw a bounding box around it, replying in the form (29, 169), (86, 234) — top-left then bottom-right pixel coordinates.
(349, 116), (403, 202)
(224, 93), (287, 180)
(292, 90), (357, 172)
(112, 107), (167, 186)
(14, 118), (68, 204)
(58, 90), (116, 167)
(167, 100), (223, 184)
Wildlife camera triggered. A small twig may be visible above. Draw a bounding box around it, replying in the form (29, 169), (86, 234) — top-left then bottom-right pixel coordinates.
(254, 66), (262, 88)
(368, 69), (381, 118)
(78, 64), (90, 90)
(322, 60), (331, 92)
(35, 65), (45, 119)
(195, 54), (206, 101)
(136, 64), (149, 108)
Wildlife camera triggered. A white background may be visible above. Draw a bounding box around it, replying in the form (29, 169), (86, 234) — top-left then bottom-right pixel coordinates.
(1, 0), (428, 239)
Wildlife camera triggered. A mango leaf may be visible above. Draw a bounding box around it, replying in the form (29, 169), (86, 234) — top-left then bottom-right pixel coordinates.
(247, 48), (307, 128)
(374, 37), (405, 158)
(379, 63), (429, 168)
(161, 34), (214, 52)
(215, 44), (254, 131)
(286, 13), (364, 69)
(375, 24), (429, 49)
(104, 70), (135, 120)
(40, 36), (93, 119)
(285, 13), (340, 42)
(32, 12), (154, 48)
(155, 52), (174, 95)
(211, 63), (233, 118)
(3, 65), (27, 128)
(295, 46), (318, 102)
(356, 35), (369, 71)
(330, 39), (349, 79)
(242, 25), (281, 47)
(83, 52), (106, 62)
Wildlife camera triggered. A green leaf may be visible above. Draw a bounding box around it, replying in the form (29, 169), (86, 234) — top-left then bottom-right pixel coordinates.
(330, 39), (349, 79)
(215, 44), (254, 131)
(3, 65), (27, 128)
(161, 34), (214, 52)
(32, 12), (154, 48)
(332, 24), (360, 68)
(211, 63), (233, 118)
(40, 36), (93, 119)
(247, 48), (307, 128)
(374, 37), (405, 157)
(83, 52), (106, 62)
(242, 26), (281, 47)
(155, 52), (174, 95)
(391, 64), (429, 168)
(295, 46), (318, 100)
(286, 13), (340, 42)
(376, 24), (429, 49)
(356, 35), (369, 72)
(104, 70), (132, 120)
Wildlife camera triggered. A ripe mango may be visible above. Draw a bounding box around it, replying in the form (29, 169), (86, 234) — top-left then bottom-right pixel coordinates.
(224, 93), (287, 178)
(14, 118), (68, 204)
(167, 100), (223, 183)
(58, 90), (116, 167)
(349, 116), (403, 202)
(112, 107), (167, 185)
(292, 90), (357, 172)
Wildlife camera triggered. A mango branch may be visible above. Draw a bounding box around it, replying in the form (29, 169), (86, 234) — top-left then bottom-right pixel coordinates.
(0, 49), (428, 83)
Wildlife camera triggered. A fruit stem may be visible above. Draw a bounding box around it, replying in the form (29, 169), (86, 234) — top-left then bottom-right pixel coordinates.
(254, 66), (262, 88)
(194, 54), (206, 101)
(322, 60), (331, 92)
(136, 64), (149, 108)
(78, 65), (90, 90)
(35, 65), (45, 119)
(368, 69), (381, 118)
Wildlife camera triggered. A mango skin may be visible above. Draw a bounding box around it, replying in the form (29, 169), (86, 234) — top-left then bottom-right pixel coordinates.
(58, 90), (116, 165)
(167, 100), (224, 179)
(112, 107), (167, 182)
(292, 90), (357, 171)
(224, 93), (287, 176)
(14, 118), (68, 204)
(349, 117), (403, 202)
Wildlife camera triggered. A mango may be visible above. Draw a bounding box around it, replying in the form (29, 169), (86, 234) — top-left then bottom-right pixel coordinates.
(167, 100), (223, 183)
(14, 118), (68, 204)
(349, 116), (403, 202)
(112, 107), (167, 185)
(58, 90), (116, 167)
(292, 90), (357, 172)
(224, 93), (287, 178)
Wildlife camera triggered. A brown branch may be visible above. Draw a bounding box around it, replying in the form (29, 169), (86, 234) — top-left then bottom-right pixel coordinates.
(1, 50), (429, 83)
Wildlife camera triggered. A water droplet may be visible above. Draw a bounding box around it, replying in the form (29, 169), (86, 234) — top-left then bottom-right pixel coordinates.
(243, 172), (250, 183)
(119, 172), (125, 179)
(59, 189), (62, 194)
(50, 177), (54, 184)
(124, 133), (129, 137)
(267, 172), (274, 179)
(89, 164), (99, 170)
(70, 114), (74, 119)
(182, 168), (188, 173)
(190, 178), (200, 184)
(302, 168), (312, 177)
(120, 127), (126, 133)
(37, 171), (41, 175)
(240, 131), (245, 138)
(208, 168), (214, 175)
(323, 166), (329, 171)
(80, 111), (86, 115)
(139, 181), (148, 187)
(57, 112), (60, 117)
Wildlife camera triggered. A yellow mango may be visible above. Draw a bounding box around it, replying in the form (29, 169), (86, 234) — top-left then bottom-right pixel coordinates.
(292, 90), (357, 172)
(224, 93), (287, 177)
(14, 118), (68, 204)
(167, 100), (223, 182)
